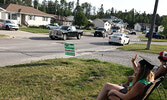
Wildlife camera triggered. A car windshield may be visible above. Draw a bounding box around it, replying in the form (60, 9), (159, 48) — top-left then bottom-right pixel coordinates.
(6, 20), (15, 24)
(97, 28), (105, 31)
(60, 26), (69, 30)
(112, 33), (122, 36)
(111, 27), (120, 30)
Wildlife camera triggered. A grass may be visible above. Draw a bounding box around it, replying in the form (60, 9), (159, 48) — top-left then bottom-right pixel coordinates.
(0, 34), (8, 38)
(0, 58), (166, 100)
(118, 43), (167, 54)
(83, 29), (95, 33)
(139, 35), (167, 42)
(19, 27), (49, 34)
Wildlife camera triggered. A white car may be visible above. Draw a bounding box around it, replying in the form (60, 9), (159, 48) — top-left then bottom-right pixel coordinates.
(46, 24), (59, 29)
(108, 33), (130, 45)
(0, 19), (19, 30)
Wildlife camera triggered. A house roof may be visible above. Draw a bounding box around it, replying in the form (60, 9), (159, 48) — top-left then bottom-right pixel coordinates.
(51, 15), (69, 22)
(0, 3), (52, 17)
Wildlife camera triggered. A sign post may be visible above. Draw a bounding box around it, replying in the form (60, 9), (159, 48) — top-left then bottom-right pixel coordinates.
(64, 43), (75, 56)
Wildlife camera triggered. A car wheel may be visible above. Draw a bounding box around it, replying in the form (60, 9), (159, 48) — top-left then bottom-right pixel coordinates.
(15, 29), (18, 31)
(63, 34), (67, 40)
(122, 41), (125, 46)
(49, 35), (55, 40)
(127, 40), (130, 44)
(109, 42), (112, 45)
(94, 34), (96, 37)
(6, 26), (10, 30)
(77, 34), (81, 39)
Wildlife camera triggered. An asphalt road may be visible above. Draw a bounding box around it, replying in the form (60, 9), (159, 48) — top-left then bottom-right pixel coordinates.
(0, 30), (165, 67)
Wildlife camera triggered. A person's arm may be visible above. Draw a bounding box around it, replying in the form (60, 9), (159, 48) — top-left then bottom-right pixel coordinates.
(108, 82), (145, 100)
(132, 54), (138, 74)
(155, 64), (167, 78)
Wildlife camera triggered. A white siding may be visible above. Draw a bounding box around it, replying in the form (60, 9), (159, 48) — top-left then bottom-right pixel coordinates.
(104, 22), (111, 31)
(26, 15), (50, 26)
(0, 12), (1, 19)
(134, 23), (141, 31)
(1, 12), (7, 19)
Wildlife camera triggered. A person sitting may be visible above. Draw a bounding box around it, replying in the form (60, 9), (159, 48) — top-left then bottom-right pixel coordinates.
(96, 57), (155, 100)
(123, 51), (167, 87)
(154, 51), (167, 79)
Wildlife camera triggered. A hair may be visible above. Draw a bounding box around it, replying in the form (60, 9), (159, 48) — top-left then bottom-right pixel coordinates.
(158, 56), (167, 62)
(129, 61), (153, 90)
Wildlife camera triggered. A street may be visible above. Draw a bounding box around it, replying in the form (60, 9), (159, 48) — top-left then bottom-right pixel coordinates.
(0, 30), (164, 67)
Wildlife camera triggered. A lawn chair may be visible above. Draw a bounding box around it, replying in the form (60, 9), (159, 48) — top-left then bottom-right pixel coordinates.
(142, 76), (165, 100)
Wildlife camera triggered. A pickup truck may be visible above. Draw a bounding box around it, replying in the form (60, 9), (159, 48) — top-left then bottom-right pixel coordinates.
(49, 26), (83, 40)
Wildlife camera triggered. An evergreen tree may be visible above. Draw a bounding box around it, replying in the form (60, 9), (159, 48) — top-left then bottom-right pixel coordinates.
(33, 0), (38, 9)
(74, 6), (88, 28)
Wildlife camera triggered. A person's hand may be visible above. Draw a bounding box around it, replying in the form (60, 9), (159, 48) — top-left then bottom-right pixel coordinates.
(132, 54), (138, 63)
(107, 89), (117, 96)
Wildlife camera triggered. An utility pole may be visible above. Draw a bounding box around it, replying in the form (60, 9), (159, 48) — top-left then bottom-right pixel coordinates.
(146, 0), (159, 49)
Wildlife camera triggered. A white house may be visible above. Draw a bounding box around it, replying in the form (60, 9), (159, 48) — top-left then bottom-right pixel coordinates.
(134, 23), (157, 32)
(0, 4), (52, 26)
(92, 19), (111, 31)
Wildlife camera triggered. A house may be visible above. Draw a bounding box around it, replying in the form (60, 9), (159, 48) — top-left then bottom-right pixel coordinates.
(51, 15), (72, 26)
(102, 16), (128, 29)
(0, 3), (52, 27)
(92, 19), (111, 31)
(134, 23), (157, 32)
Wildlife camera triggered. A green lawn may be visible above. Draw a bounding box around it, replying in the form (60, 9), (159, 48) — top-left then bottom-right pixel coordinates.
(139, 35), (167, 42)
(19, 27), (49, 34)
(118, 43), (167, 54)
(0, 58), (166, 100)
(0, 34), (8, 38)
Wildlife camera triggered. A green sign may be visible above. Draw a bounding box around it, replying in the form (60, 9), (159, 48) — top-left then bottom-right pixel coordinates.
(64, 43), (75, 56)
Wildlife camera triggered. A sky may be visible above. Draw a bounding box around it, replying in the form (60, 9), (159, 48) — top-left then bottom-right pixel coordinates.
(39, 0), (167, 16)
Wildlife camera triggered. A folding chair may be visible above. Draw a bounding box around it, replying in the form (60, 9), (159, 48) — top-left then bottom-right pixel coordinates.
(142, 76), (165, 100)
(155, 74), (167, 100)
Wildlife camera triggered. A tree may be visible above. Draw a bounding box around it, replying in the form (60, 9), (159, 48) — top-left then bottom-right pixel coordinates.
(81, 2), (92, 19)
(74, 6), (88, 28)
(97, 4), (104, 18)
(161, 16), (167, 37)
(22, 0), (32, 6)
(33, 0), (38, 9)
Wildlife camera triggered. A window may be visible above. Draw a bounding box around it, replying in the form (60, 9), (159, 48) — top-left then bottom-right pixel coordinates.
(43, 17), (48, 21)
(8, 13), (17, 20)
(12, 14), (17, 20)
(29, 15), (35, 20)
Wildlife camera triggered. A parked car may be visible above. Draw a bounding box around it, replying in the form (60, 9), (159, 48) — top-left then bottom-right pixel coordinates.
(94, 27), (108, 37)
(111, 26), (121, 33)
(128, 29), (136, 35)
(46, 23), (59, 29)
(145, 32), (165, 39)
(0, 19), (19, 30)
(108, 33), (130, 45)
(49, 26), (83, 40)
(0, 22), (3, 29)
(142, 30), (149, 34)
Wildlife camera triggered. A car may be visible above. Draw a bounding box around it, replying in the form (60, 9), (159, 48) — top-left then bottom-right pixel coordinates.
(0, 19), (19, 30)
(145, 32), (165, 39)
(111, 26), (121, 33)
(108, 33), (130, 45)
(128, 29), (136, 35)
(0, 22), (3, 29)
(142, 30), (149, 34)
(49, 25), (83, 40)
(46, 23), (59, 29)
(94, 27), (108, 37)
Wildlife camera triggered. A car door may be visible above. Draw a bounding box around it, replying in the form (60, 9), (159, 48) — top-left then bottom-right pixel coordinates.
(67, 26), (77, 37)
